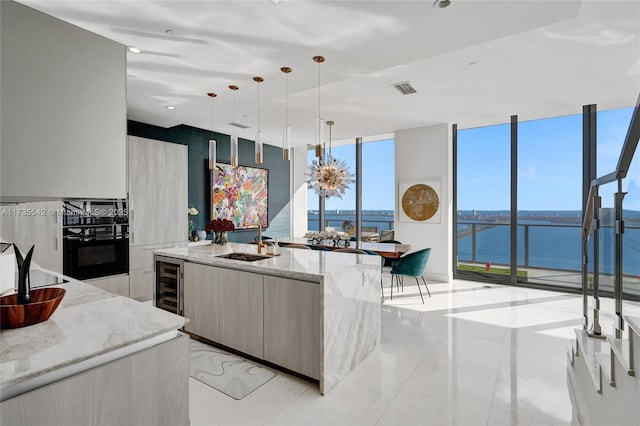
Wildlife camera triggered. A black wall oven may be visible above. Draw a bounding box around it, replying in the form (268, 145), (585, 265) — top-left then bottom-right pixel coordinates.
(63, 200), (129, 280)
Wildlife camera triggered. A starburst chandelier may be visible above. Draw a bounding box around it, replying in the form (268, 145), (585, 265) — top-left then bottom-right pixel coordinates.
(307, 120), (355, 199)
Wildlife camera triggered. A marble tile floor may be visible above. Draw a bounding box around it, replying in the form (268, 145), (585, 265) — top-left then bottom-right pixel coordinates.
(189, 277), (640, 426)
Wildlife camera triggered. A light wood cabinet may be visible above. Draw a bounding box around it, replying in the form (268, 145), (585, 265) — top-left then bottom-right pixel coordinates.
(11, 201), (63, 274)
(128, 136), (187, 301)
(182, 262), (322, 378)
(264, 276), (320, 379)
(130, 242), (184, 301)
(183, 262), (220, 341)
(128, 136), (187, 247)
(218, 268), (264, 358)
(0, 333), (189, 426)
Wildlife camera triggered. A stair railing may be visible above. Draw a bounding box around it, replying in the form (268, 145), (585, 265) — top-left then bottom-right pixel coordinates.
(582, 93), (640, 339)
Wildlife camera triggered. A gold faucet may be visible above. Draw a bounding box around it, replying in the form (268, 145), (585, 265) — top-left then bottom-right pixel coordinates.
(245, 222), (265, 254)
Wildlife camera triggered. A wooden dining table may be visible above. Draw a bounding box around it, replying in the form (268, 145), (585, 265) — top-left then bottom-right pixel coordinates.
(280, 238), (411, 259)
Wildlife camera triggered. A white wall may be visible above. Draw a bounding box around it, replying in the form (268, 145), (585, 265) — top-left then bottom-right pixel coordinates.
(0, 1), (126, 202)
(395, 124), (453, 283)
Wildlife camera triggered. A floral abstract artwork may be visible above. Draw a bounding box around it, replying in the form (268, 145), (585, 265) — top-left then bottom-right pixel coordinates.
(211, 163), (268, 230)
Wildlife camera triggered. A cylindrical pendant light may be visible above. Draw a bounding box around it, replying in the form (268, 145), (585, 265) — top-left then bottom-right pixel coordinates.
(229, 85), (239, 167)
(207, 92), (217, 170)
(253, 76), (264, 164)
(313, 55), (325, 158)
(281, 66), (292, 161)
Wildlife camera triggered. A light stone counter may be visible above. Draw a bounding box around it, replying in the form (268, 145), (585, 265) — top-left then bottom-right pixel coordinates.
(154, 242), (380, 282)
(154, 242), (381, 394)
(0, 274), (187, 401)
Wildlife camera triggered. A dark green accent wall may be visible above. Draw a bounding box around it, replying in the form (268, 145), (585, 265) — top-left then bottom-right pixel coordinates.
(127, 120), (290, 243)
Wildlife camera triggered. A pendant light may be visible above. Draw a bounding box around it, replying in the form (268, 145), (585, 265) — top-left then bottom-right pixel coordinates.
(313, 55), (325, 158)
(281, 66), (292, 161)
(253, 76), (264, 164)
(229, 85), (239, 167)
(207, 92), (217, 170)
(307, 120), (355, 199)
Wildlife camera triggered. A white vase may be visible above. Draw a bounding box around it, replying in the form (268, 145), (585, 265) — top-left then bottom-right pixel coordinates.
(196, 230), (207, 241)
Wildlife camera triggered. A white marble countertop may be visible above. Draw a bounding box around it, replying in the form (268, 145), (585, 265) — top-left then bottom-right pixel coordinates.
(0, 274), (187, 397)
(154, 242), (381, 282)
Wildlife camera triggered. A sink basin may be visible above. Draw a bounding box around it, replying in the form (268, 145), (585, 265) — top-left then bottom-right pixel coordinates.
(216, 253), (271, 262)
(0, 287), (66, 329)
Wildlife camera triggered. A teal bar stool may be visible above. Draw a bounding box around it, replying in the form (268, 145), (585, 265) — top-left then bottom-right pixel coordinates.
(390, 247), (432, 303)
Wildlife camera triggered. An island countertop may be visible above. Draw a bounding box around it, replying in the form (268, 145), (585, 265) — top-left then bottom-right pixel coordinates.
(0, 273), (187, 401)
(153, 242), (381, 282)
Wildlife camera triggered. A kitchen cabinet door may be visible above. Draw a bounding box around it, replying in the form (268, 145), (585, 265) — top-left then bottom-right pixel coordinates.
(218, 268), (264, 358)
(130, 241), (186, 301)
(12, 201), (63, 274)
(128, 136), (187, 247)
(183, 262), (220, 342)
(263, 276), (320, 379)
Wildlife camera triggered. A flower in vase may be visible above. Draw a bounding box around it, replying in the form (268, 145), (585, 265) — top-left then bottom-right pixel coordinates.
(205, 219), (235, 233)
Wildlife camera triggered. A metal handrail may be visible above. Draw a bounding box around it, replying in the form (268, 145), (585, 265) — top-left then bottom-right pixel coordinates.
(582, 93), (640, 338)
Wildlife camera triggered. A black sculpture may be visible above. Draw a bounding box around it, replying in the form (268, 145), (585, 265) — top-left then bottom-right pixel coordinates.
(14, 244), (34, 304)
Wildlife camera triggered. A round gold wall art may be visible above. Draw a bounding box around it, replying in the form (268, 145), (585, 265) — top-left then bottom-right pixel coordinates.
(401, 184), (440, 221)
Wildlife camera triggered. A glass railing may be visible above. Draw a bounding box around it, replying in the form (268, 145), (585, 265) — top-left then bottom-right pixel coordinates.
(457, 220), (640, 294)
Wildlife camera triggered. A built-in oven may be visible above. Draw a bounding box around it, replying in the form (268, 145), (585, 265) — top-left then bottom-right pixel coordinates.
(62, 200), (129, 280)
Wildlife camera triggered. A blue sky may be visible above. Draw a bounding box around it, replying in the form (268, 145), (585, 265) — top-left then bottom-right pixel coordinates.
(308, 107), (637, 212)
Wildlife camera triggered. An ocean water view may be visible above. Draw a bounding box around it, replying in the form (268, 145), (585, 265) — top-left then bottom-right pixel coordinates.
(308, 209), (640, 277)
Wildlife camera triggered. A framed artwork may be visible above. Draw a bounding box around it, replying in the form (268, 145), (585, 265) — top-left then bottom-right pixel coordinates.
(211, 163), (268, 230)
(398, 180), (441, 223)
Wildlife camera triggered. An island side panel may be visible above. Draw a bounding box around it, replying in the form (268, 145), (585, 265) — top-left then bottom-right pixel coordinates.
(320, 262), (381, 394)
(263, 276), (321, 380)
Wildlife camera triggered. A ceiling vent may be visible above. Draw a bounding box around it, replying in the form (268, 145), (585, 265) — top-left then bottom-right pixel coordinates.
(227, 122), (251, 129)
(392, 81), (417, 95)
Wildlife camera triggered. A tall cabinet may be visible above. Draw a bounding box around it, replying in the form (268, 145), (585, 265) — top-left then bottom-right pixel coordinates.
(128, 136), (188, 301)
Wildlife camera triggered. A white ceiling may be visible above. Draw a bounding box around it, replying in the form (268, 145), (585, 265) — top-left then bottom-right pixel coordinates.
(19, 0), (640, 147)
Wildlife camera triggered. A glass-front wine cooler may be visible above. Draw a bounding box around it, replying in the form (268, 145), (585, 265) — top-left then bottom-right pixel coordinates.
(154, 255), (183, 315)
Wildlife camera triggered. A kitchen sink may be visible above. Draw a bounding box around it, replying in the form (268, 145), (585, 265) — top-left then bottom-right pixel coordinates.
(216, 252), (271, 262)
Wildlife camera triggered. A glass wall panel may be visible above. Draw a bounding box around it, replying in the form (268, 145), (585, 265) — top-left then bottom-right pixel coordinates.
(307, 139), (394, 237)
(597, 107), (638, 301)
(362, 139), (395, 239)
(456, 123), (511, 282)
(518, 113), (582, 289)
(323, 144), (355, 231)
(622, 134), (639, 300)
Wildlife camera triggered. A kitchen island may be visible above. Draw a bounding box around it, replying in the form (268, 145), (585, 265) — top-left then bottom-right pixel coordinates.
(153, 242), (381, 395)
(0, 272), (189, 425)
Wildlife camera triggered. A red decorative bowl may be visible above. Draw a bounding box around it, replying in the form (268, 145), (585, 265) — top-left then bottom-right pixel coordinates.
(0, 287), (66, 329)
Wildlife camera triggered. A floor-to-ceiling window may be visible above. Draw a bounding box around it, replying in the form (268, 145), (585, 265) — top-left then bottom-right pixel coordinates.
(456, 123), (511, 283)
(596, 107), (638, 299)
(455, 106), (638, 298)
(307, 138), (395, 236)
(517, 113), (582, 289)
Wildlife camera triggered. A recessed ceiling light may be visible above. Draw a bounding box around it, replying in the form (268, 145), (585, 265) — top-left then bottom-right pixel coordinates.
(165, 29), (175, 36)
(469, 61), (477, 66)
(166, 106), (175, 110)
(433, 0), (451, 8)
(127, 46), (142, 54)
